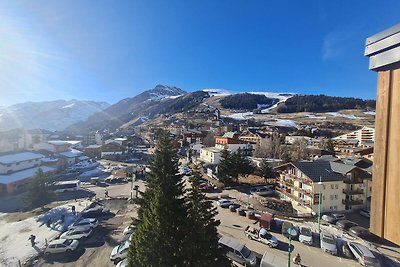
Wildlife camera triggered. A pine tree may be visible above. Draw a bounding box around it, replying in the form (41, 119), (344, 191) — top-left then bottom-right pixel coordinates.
(183, 170), (230, 267)
(23, 168), (55, 209)
(216, 149), (232, 183)
(128, 131), (188, 267)
(256, 160), (276, 182)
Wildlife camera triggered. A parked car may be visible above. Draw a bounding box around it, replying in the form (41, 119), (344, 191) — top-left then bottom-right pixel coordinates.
(80, 206), (110, 218)
(110, 240), (130, 264)
(320, 232), (337, 255)
(123, 224), (136, 236)
(244, 226), (279, 248)
(336, 220), (358, 231)
(281, 221), (298, 239)
(237, 208), (246, 216)
(349, 226), (372, 239)
(250, 186), (274, 196)
(229, 203), (241, 212)
(44, 239), (79, 255)
(218, 236), (257, 266)
(69, 218), (99, 230)
(116, 258), (128, 267)
(299, 226), (313, 245)
(217, 199), (234, 208)
(359, 208), (370, 218)
(199, 183), (214, 192)
(347, 242), (381, 266)
(322, 213), (346, 224)
(60, 227), (93, 240)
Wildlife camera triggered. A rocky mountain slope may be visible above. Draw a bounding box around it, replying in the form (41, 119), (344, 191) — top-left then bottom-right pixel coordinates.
(0, 100), (109, 131)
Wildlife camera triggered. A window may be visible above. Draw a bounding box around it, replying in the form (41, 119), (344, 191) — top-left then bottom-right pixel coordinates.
(330, 195), (334, 200)
(335, 184), (339, 189)
(334, 195), (338, 200)
(322, 185), (326, 190)
(323, 195), (325, 200)
(331, 184), (334, 189)
(334, 206), (338, 210)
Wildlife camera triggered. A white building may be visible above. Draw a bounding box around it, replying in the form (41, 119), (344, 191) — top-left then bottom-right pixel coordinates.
(0, 152), (44, 174)
(59, 149), (83, 165)
(333, 126), (375, 143)
(199, 147), (223, 164)
(275, 160), (372, 214)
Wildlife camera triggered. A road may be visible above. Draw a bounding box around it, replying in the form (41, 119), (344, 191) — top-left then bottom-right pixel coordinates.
(33, 175), (400, 267)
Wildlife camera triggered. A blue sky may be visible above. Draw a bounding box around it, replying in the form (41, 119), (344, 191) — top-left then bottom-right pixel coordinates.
(0, 0), (399, 106)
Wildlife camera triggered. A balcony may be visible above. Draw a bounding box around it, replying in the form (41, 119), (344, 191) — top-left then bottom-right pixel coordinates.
(342, 199), (363, 206)
(343, 178), (364, 184)
(342, 188), (364, 195)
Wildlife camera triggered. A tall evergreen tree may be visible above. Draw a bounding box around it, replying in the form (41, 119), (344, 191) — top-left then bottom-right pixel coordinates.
(256, 160), (276, 182)
(23, 168), (55, 209)
(216, 149), (232, 183)
(183, 170), (230, 267)
(128, 131), (187, 267)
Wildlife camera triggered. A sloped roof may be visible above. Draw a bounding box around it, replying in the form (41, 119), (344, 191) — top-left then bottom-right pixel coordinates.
(0, 166), (55, 184)
(292, 161), (345, 182)
(59, 149), (83, 158)
(329, 162), (357, 174)
(316, 155), (341, 162)
(0, 152), (44, 164)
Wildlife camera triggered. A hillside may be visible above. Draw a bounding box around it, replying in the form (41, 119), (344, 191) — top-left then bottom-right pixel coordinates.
(66, 85), (188, 133)
(219, 93), (278, 110)
(277, 95), (376, 113)
(0, 100), (109, 131)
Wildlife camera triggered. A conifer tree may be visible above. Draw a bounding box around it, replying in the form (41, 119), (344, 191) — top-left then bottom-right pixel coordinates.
(128, 131), (187, 267)
(23, 168), (55, 209)
(216, 149), (232, 183)
(183, 170), (230, 267)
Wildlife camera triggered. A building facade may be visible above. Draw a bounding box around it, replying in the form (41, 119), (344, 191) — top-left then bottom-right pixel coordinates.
(275, 160), (372, 214)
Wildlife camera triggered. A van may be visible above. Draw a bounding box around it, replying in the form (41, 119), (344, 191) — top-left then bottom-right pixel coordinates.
(347, 242), (381, 266)
(218, 236), (257, 266)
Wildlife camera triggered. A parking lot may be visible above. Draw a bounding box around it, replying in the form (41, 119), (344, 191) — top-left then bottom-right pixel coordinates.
(35, 198), (136, 267)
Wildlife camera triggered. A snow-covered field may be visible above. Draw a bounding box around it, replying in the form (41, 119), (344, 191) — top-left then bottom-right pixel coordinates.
(364, 111), (376, 116)
(264, 119), (297, 127)
(226, 112), (254, 120)
(327, 112), (360, 120)
(0, 200), (90, 266)
(306, 114), (327, 119)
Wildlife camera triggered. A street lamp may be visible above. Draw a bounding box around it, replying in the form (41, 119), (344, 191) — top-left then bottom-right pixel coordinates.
(317, 176), (322, 233)
(287, 227), (297, 267)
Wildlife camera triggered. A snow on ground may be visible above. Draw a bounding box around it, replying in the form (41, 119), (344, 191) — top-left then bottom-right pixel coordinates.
(202, 88), (232, 96)
(61, 103), (75, 109)
(269, 119), (297, 127)
(247, 92), (294, 113)
(327, 112), (360, 120)
(306, 114), (327, 119)
(0, 200), (90, 266)
(364, 111), (376, 115)
(164, 95), (183, 99)
(225, 112), (254, 120)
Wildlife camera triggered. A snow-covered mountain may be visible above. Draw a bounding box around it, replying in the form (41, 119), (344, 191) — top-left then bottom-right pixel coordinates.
(66, 85), (187, 133)
(0, 100), (110, 131)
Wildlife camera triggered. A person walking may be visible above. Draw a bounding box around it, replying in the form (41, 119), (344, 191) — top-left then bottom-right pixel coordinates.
(105, 190), (109, 198)
(293, 253), (302, 265)
(28, 234), (36, 247)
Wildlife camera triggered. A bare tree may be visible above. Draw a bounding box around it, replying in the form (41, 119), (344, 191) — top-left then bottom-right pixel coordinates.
(290, 139), (308, 161)
(203, 131), (216, 147)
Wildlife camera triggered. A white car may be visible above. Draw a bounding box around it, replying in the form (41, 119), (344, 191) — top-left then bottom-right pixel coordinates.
(217, 199), (234, 208)
(116, 258), (128, 267)
(123, 224), (136, 236)
(347, 242), (381, 266)
(299, 226), (313, 245)
(320, 232), (337, 255)
(44, 239), (79, 255)
(250, 186), (274, 196)
(60, 227), (93, 240)
(69, 218), (99, 230)
(110, 240), (130, 264)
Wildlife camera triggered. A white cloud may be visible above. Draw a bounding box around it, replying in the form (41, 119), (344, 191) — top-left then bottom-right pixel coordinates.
(321, 29), (353, 61)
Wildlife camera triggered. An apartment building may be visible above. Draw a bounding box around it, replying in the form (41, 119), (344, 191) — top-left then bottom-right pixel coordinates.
(333, 126), (375, 144)
(275, 160), (372, 214)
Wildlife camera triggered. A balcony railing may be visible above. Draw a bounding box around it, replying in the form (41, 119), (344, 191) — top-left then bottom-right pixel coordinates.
(342, 199), (363, 206)
(342, 188), (364, 195)
(343, 178), (364, 184)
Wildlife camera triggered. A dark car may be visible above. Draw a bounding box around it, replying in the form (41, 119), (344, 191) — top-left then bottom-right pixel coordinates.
(229, 204), (241, 212)
(349, 226), (372, 239)
(336, 220), (358, 231)
(80, 206), (110, 218)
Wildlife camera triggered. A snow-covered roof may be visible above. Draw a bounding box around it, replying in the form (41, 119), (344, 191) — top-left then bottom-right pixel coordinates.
(41, 158), (59, 163)
(59, 149), (83, 158)
(114, 138), (127, 141)
(48, 140), (71, 146)
(64, 141), (82, 145)
(78, 156), (89, 161)
(0, 166), (56, 184)
(0, 152), (44, 165)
